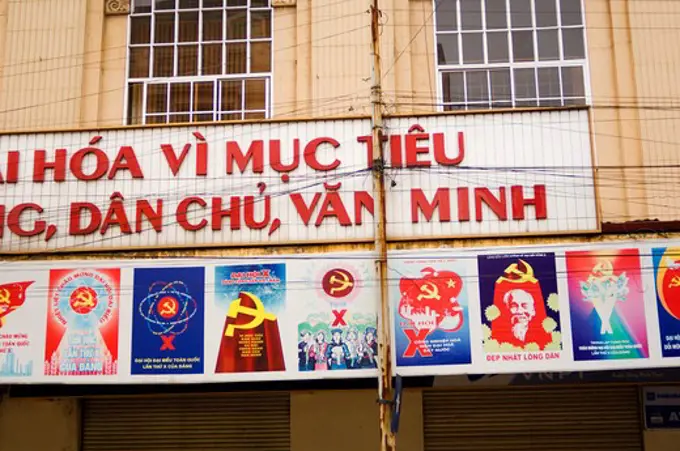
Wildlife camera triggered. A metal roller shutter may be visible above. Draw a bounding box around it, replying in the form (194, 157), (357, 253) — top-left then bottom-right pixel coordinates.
(82, 392), (290, 451)
(423, 386), (642, 451)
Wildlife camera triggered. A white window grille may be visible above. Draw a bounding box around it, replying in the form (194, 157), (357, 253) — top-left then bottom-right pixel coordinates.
(435, 0), (588, 110)
(126, 0), (272, 124)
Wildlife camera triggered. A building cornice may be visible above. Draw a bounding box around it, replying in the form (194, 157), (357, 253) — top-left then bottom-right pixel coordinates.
(104, 0), (130, 16)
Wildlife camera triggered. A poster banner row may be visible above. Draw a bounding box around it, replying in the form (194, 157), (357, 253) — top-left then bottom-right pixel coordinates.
(1, 240), (680, 383)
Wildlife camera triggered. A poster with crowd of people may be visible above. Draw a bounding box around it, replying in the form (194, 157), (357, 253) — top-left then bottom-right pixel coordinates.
(1, 240), (680, 384)
(296, 259), (378, 373)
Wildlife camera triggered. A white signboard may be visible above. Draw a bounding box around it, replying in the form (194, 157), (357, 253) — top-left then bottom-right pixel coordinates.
(0, 239), (679, 385)
(0, 109), (597, 252)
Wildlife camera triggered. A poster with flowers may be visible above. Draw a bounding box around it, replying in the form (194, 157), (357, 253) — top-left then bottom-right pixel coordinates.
(478, 253), (562, 364)
(566, 248), (649, 361)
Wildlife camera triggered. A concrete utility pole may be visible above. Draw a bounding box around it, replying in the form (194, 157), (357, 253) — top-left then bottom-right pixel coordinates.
(369, 0), (396, 450)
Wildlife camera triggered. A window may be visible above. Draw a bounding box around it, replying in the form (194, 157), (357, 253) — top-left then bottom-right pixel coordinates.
(127, 0), (272, 124)
(435, 0), (587, 110)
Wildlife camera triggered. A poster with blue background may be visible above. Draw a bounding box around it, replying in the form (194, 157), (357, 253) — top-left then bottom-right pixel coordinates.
(478, 253), (562, 357)
(653, 247), (680, 358)
(390, 258), (471, 367)
(131, 267), (205, 375)
(566, 249), (648, 361)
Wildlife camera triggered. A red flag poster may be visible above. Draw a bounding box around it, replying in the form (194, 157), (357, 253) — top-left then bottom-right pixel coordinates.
(0, 281), (35, 377)
(214, 264), (286, 373)
(391, 259), (471, 367)
(0, 281), (33, 328)
(44, 269), (120, 376)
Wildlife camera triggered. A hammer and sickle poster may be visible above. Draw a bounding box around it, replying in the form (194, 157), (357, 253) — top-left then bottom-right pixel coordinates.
(390, 258), (471, 367)
(296, 260), (377, 373)
(567, 249), (649, 361)
(0, 279), (36, 377)
(45, 269), (120, 376)
(478, 253), (562, 364)
(653, 247), (680, 358)
(130, 267), (205, 375)
(213, 264), (286, 373)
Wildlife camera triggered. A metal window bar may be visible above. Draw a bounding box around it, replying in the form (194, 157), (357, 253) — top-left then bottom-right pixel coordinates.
(127, 0), (271, 124)
(435, 0), (587, 110)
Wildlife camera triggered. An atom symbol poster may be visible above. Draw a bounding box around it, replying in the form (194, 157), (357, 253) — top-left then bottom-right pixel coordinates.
(44, 269), (120, 376)
(213, 264), (286, 373)
(130, 267), (205, 375)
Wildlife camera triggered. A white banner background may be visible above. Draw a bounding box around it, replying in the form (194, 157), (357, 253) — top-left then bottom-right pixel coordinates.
(0, 238), (679, 384)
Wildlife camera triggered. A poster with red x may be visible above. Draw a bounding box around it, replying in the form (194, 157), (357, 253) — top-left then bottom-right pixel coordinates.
(295, 259), (378, 373)
(391, 258), (472, 367)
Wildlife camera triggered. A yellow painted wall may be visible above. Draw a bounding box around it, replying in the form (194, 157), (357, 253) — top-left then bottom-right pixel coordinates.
(0, 391), (422, 451)
(628, 0), (680, 224)
(0, 0), (88, 131)
(584, 0), (680, 224)
(584, 0), (645, 223)
(644, 431), (680, 451)
(291, 389), (423, 451)
(97, 15), (127, 127)
(2, 390), (678, 451)
(0, 397), (79, 451)
(272, 0), (435, 119)
(0, 0), (436, 129)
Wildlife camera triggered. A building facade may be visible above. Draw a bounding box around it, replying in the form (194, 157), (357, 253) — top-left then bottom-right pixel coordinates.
(1, 0), (680, 450)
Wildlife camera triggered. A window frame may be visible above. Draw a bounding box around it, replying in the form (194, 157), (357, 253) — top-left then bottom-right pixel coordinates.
(433, 0), (592, 111)
(124, 0), (274, 125)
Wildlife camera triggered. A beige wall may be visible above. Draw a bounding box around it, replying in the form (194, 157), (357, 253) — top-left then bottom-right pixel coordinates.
(628, 0), (680, 224)
(272, 0), (436, 119)
(645, 430), (680, 451)
(0, 0), (437, 129)
(584, 0), (646, 223)
(585, 0), (680, 224)
(291, 389), (423, 451)
(0, 397), (79, 451)
(0, 0), (88, 131)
